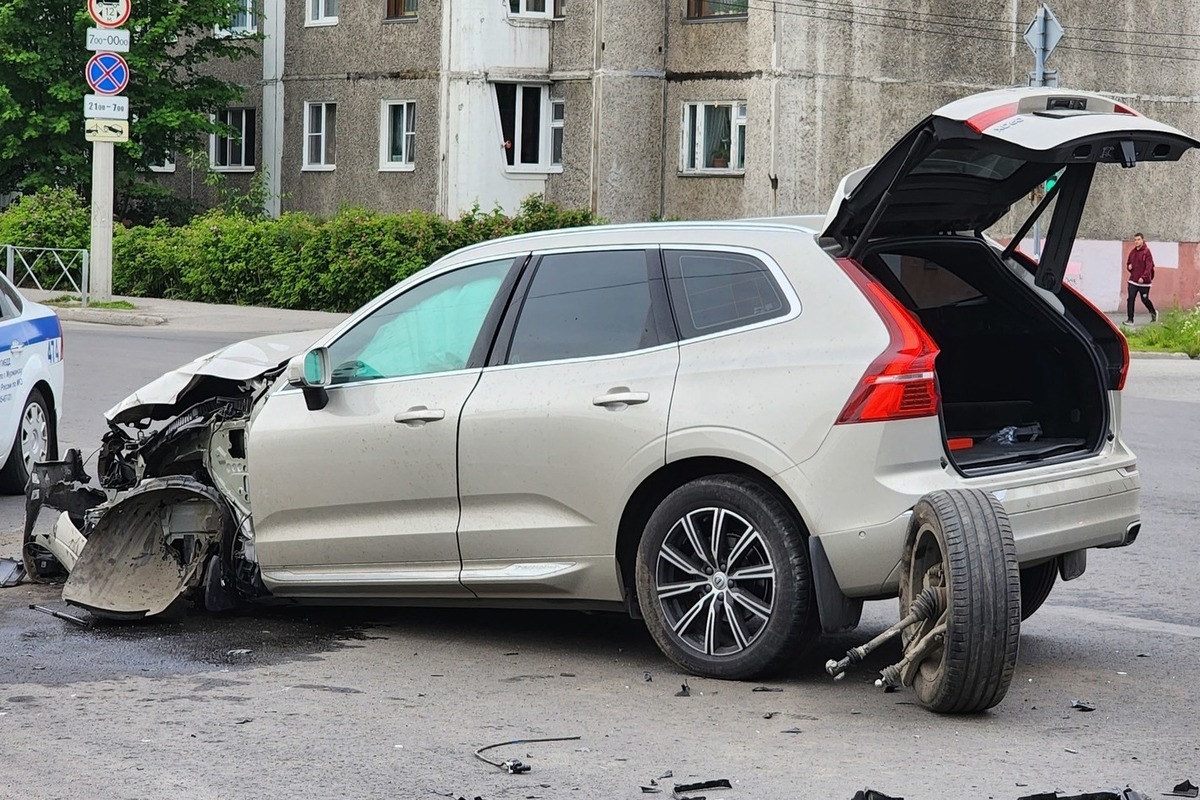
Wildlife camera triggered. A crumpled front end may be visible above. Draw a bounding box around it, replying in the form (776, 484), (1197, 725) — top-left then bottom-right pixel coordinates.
(24, 331), (321, 619)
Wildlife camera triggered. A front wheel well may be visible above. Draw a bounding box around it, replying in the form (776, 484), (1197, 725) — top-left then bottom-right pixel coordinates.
(616, 456), (810, 614)
(31, 380), (58, 456)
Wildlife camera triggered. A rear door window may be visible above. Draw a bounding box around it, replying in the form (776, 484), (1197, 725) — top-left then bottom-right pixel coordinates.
(505, 250), (672, 364)
(663, 249), (788, 338)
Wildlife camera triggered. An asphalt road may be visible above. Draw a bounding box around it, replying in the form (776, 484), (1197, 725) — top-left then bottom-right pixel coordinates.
(1, 322), (1197, 800)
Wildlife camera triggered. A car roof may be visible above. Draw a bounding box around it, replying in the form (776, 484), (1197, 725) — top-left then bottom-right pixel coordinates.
(437, 217), (821, 267)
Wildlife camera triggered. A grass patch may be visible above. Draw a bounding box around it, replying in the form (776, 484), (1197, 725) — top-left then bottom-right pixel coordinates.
(1122, 308), (1200, 358)
(43, 294), (137, 311)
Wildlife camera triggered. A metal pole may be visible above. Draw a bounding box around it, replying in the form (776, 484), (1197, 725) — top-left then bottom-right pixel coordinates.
(4, 244), (12, 284)
(89, 141), (114, 303)
(1031, 3), (1047, 259)
(81, 249), (90, 308)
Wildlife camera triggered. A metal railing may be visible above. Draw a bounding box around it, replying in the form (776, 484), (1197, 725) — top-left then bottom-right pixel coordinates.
(2, 245), (90, 307)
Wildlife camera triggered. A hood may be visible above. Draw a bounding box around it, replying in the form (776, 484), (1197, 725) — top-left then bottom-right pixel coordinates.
(105, 329), (325, 424)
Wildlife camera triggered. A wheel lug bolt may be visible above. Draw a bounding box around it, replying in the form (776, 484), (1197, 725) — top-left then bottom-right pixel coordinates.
(704, 566), (713, 575)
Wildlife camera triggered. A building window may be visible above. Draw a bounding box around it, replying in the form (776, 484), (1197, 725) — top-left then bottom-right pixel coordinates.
(148, 153), (176, 173)
(211, 109), (256, 171)
(308, 0), (338, 25)
(686, 0), (747, 19)
(304, 102), (337, 170)
(509, 0), (564, 18)
(380, 101), (416, 170)
(385, 0), (417, 19)
(682, 101), (746, 174)
(550, 101), (565, 167)
(495, 83), (557, 171)
(216, 0), (256, 35)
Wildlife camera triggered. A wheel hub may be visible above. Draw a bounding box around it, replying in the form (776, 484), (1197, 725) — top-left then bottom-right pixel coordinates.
(711, 571), (728, 591)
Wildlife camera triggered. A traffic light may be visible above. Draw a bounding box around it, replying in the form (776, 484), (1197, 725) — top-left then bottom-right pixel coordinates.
(1044, 170), (1063, 193)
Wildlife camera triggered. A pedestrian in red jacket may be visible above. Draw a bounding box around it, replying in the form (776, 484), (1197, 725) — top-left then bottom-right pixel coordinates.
(1126, 233), (1157, 324)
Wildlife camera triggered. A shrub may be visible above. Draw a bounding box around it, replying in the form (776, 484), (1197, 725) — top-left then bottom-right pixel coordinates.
(0, 188), (91, 250)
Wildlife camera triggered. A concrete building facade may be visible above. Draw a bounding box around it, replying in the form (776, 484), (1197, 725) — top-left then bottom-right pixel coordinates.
(162, 0), (1200, 308)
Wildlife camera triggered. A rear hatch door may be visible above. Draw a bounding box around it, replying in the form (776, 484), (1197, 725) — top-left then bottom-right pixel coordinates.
(823, 87), (1199, 291)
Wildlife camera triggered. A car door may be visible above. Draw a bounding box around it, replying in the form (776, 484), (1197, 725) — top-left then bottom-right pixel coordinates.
(456, 248), (679, 601)
(821, 87), (1199, 291)
(247, 256), (521, 597)
(0, 279), (30, 462)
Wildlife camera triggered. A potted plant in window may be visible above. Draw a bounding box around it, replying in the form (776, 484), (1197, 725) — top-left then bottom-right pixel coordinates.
(710, 140), (730, 169)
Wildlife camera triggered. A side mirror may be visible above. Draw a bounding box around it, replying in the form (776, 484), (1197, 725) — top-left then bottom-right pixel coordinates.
(285, 348), (331, 411)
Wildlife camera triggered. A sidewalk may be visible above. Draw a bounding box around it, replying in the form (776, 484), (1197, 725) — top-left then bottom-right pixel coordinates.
(21, 289), (349, 337)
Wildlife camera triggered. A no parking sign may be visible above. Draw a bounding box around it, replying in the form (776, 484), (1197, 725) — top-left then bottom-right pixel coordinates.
(85, 52), (129, 96)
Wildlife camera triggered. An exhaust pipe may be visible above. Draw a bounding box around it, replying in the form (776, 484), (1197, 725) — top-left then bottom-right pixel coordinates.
(1124, 522), (1141, 545)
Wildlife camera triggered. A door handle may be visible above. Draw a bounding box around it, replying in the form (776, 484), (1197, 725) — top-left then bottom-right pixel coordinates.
(394, 407), (446, 425)
(592, 390), (650, 408)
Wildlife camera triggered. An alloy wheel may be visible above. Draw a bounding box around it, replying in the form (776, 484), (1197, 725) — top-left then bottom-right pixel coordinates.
(20, 400), (48, 474)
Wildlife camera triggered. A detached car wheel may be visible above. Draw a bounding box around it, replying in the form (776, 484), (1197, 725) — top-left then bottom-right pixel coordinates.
(0, 388), (54, 495)
(635, 475), (817, 680)
(900, 489), (1021, 713)
(1018, 561), (1058, 621)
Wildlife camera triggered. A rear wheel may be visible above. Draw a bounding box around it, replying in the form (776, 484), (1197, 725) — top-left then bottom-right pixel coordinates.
(899, 489), (1021, 713)
(0, 389), (54, 495)
(1019, 561), (1058, 621)
(635, 475), (817, 680)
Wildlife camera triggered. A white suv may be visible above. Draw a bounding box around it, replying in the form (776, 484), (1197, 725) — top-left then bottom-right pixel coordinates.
(28, 88), (1196, 713)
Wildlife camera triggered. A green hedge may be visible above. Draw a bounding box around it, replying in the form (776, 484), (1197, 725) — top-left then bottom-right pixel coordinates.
(0, 191), (604, 313)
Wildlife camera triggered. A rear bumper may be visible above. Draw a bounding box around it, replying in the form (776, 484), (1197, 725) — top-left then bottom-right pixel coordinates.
(775, 417), (1140, 598)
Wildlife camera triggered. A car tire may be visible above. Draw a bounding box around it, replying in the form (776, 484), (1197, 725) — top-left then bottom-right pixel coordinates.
(899, 489), (1021, 714)
(0, 388), (55, 495)
(1019, 561), (1058, 621)
(635, 475), (817, 681)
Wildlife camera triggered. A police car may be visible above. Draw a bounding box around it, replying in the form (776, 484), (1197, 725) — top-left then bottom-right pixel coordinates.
(0, 274), (63, 493)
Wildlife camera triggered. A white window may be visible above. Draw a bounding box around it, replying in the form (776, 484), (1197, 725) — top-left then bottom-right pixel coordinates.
(682, 101), (747, 174)
(308, 0), (338, 25)
(149, 153), (176, 173)
(550, 100), (565, 167)
(495, 83), (561, 172)
(509, 0), (563, 18)
(217, 0), (256, 35)
(304, 102), (337, 170)
(379, 101), (416, 170)
(211, 109), (256, 171)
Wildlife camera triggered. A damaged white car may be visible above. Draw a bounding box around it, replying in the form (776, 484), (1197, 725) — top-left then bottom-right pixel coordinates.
(25, 87), (1196, 714)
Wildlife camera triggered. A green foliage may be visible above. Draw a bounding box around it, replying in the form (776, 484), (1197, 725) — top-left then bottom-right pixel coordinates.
(2, 189), (606, 312)
(0, 188), (91, 249)
(0, 1), (259, 196)
(1122, 308), (1200, 358)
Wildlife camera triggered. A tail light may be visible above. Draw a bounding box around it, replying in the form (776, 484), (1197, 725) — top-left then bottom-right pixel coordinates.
(835, 258), (941, 424)
(1063, 283), (1129, 390)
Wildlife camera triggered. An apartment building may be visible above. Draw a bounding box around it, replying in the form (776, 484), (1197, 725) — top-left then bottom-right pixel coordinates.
(157, 0), (1200, 308)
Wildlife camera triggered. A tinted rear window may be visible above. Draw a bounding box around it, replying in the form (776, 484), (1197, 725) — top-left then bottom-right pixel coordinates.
(910, 147), (1025, 181)
(876, 253), (984, 309)
(664, 250), (788, 338)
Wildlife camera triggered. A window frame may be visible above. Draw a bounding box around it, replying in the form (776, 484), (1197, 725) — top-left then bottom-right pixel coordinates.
(661, 244), (800, 341)
(550, 100), (565, 167)
(318, 255), (527, 389)
(493, 82), (562, 174)
(508, 0), (564, 19)
(680, 100), (747, 175)
(307, 0), (339, 26)
(210, 108), (257, 172)
(488, 247), (676, 368)
(384, 0), (418, 20)
(215, 0), (257, 36)
(379, 100), (417, 171)
(303, 101), (337, 171)
(686, 0), (748, 20)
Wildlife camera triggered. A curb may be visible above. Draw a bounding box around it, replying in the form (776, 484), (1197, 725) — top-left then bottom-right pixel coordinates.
(1129, 350), (1192, 360)
(53, 307), (167, 327)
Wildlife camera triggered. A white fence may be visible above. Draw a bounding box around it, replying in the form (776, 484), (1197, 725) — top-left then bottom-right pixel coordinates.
(2, 245), (90, 307)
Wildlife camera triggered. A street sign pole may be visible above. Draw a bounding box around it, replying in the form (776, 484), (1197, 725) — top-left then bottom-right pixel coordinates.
(1024, 3), (1064, 259)
(89, 141), (114, 303)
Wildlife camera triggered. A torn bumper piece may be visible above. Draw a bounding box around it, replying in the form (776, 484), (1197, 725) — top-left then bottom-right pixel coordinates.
(30, 473), (232, 619)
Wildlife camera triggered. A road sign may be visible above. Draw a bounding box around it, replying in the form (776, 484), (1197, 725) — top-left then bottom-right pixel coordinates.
(86, 52), (129, 96)
(88, 0), (131, 28)
(1023, 5), (1064, 60)
(85, 119), (129, 143)
(84, 94), (129, 120)
(86, 27), (130, 52)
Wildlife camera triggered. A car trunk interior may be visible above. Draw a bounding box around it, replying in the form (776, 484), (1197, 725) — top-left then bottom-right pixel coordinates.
(858, 236), (1107, 474)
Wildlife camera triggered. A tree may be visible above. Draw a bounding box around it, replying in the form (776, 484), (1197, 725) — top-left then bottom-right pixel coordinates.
(0, 0), (258, 199)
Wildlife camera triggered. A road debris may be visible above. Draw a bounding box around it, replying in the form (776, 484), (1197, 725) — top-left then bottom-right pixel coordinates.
(675, 681), (691, 697)
(0, 557), (25, 587)
(674, 779), (732, 793)
(752, 686), (782, 693)
(851, 791), (904, 800)
(473, 735), (581, 774)
(763, 712), (779, 719)
(1165, 780), (1199, 798)
(29, 604), (92, 627)
(1064, 747), (1079, 754)
(1071, 700), (1096, 712)
(781, 727), (803, 734)
(226, 648), (252, 656)
(1018, 790), (1151, 800)
(644, 671), (653, 682)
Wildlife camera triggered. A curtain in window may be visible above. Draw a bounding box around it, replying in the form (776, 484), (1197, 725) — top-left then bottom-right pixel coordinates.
(703, 105), (731, 168)
(389, 105), (406, 162)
